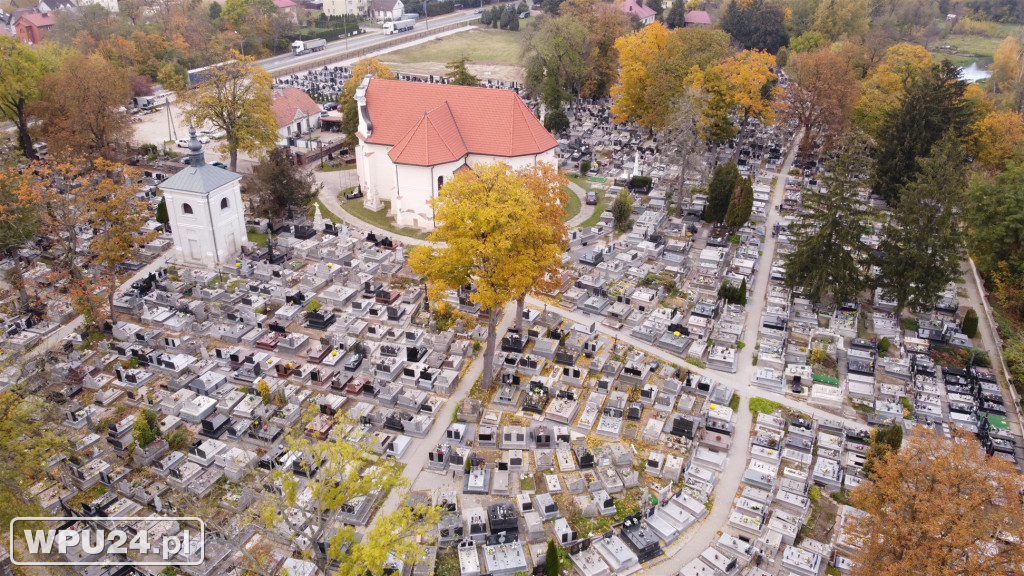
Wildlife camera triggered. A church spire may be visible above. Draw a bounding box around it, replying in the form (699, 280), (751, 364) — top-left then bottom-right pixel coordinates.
(187, 126), (206, 168)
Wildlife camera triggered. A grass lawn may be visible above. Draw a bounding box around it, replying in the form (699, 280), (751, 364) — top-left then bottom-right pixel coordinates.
(318, 163), (356, 172)
(564, 186), (581, 222)
(381, 27), (528, 66)
(312, 199), (344, 224)
(247, 230), (268, 247)
(340, 199), (430, 240)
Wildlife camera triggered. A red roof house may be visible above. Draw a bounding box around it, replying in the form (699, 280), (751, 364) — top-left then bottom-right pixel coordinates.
(684, 10), (712, 27)
(619, 0), (656, 26)
(14, 11), (55, 44)
(353, 77), (558, 230)
(270, 87), (322, 143)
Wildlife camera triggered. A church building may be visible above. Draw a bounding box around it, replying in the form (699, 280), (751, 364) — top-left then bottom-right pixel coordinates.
(159, 128), (247, 267)
(353, 77), (558, 230)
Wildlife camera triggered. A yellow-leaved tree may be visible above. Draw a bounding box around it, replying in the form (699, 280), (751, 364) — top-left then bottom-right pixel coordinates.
(611, 21), (670, 128)
(990, 35), (1024, 111)
(410, 162), (567, 387)
(178, 53), (278, 171)
(852, 43), (933, 138)
(970, 109), (1024, 173)
(851, 427), (1024, 576)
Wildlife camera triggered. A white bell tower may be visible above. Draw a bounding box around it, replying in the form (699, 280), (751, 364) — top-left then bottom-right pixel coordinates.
(159, 127), (247, 267)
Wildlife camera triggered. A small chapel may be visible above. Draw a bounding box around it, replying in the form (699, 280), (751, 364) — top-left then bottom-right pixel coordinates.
(159, 128), (248, 266)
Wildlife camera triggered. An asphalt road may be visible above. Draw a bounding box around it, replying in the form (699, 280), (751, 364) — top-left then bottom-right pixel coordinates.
(259, 10), (484, 74)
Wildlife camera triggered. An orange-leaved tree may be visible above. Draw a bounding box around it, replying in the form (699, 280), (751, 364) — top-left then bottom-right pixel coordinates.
(851, 427), (1024, 576)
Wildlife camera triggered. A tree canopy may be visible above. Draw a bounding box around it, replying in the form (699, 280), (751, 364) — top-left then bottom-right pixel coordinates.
(0, 37), (61, 159)
(705, 162), (740, 224)
(410, 163), (567, 387)
(851, 427), (1024, 576)
(445, 57), (480, 86)
(248, 147), (322, 225)
(719, 0), (789, 53)
(179, 54), (277, 172)
(340, 58), (395, 150)
(785, 135), (873, 303)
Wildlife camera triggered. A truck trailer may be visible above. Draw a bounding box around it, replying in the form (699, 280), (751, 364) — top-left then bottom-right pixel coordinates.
(383, 19), (415, 34)
(291, 38), (328, 56)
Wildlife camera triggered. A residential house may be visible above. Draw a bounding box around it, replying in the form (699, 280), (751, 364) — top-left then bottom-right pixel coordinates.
(37, 0), (73, 13)
(273, 0), (299, 23)
(270, 86), (322, 145)
(684, 10), (711, 27)
(353, 77), (558, 230)
(323, 0), (365, 17)
(14, 11), (54, 44)
(619, 0), (656, 26)
(369, 0), (403, 21)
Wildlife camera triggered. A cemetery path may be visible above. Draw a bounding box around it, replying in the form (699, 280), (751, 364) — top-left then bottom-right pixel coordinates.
(566, 181), (595, 229)
(365, 301), (518, 527)
(963, 259), (1024, 450)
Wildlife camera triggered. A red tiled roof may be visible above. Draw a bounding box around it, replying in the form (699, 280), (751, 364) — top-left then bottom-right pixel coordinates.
(364, 79), (557, 166)
(270, 87), (321, 129)
(389, 103), (468, 166)
(273, 0), (297, 8)
(18, 11), (55, 28)
(684, 10), (712, 25)
(619, 0), (656, 20)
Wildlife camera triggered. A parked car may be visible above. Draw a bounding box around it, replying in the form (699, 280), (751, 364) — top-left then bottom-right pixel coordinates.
(343, 353), (363, 371)
(345, 187), (363, 200)
(175, 138), (191, 148)
(585, 191), (598, 205)
(212, 161), (228, 169)
(520, 10), (530, 18)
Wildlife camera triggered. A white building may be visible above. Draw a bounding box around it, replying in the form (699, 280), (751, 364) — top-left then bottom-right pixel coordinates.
(323, 0), (366, 17)
(270, 87), (322, 145)
(159, 128), (247, 267)
(369, 0), (404, 21)
(353, 78), (558, 230)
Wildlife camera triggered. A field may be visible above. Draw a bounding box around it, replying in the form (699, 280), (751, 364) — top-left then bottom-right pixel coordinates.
(931, 20), (1024, 66)
(382, 27), (528, 66)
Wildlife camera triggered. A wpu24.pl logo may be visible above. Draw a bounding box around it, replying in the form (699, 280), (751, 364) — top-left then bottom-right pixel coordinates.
(9, 517), (205, 566)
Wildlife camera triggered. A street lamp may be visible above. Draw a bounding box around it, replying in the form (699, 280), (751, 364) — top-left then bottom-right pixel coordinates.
(233, 30), (245, 57)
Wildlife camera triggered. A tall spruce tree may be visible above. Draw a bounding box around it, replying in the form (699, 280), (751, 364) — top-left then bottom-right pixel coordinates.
(705, 162), (739, 223)
(725, 176), (754, 228)
(875, 133), (968, 317)
(784, 135), (872, 303)
(872, 60), (973, 205)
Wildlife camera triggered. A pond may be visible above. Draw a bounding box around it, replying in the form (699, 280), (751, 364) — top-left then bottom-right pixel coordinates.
(960, 60), (992, 82)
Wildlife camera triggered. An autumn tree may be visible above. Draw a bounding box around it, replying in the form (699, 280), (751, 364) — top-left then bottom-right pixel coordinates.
(965, 155), (1024, 317)
(705, 162), (739, 224)
(718, 0), (789, 53)
(851, 427), (1024, 576)
(339, 58), (395, 149)
(335, 501), (443, 576)
(29, 159), (155, 322)
(785, 48), (859, 152)
(523, 16), (588, 101)
(611, 21), (670, 127)
(872, 60), (973, 205)
(178, 54), (278, 171)
(510, 164), (569, 329)
(410, 163), (565, 387)
(660, 88), (710, 209)
(248, 147), (322, 226)
(852, 43), (934, 139)
(446, 57), (480, 86)
(133, 408), (162, 447)
(970, 109), (1024, 173)
(812, 0), (870, 41)
(0, 375), (70, 526)
(990, 35), (1024, 112)
(0, 38), (61, 159)
(695, 50), (779, 143)
(785, 135), (872, 303)
(876, 134), (967, 318)
(34, 53), (132, 160)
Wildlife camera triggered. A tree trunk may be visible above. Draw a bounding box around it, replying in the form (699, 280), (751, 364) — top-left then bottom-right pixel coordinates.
(15, 101), (35, 161)
(229, 149), (239, 172)
(515, 294), (525, 331)
(481, 307), (499, 389)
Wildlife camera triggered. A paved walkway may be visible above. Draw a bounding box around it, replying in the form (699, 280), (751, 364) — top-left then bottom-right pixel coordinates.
(313, 169), (430, 247)
(565, 181), (596, 229)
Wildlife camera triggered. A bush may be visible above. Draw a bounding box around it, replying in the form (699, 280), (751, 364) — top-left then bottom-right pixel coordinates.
(628, 175), (652, 192)
(543, 109), (570, 134)
(306, 299), (322, 312)
(579, 160), (591, 176)
(546, 540), (560, 576)
(611, 189), (634, 232)
(132, 408), (161, 448)
(877, 337), (891, 357)
(962, 308), (979, 338)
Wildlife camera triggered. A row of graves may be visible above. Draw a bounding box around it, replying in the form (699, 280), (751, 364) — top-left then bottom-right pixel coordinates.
(694, 412), (873, 576)
(432, 307), (755, 576)
(31, 223), (494, 572)
(757, 153), (1023, 467)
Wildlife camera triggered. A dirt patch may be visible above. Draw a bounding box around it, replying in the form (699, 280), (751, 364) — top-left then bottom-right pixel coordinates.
(380, 60), (524, 84)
